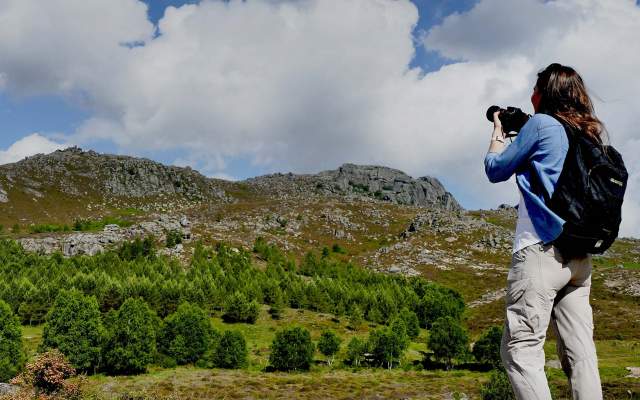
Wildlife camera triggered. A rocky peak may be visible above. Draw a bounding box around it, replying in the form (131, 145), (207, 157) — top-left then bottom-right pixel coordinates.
(0, 146), (227, 201)
(245, 163), (461, 211)
(318, 163), (461, 211)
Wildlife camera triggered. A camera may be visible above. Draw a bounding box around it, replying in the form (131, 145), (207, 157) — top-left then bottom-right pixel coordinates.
(486, 105), (531, 137)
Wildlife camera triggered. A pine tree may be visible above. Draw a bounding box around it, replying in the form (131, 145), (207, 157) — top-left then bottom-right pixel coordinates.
(0, 300), (26, 381)
(158, 302), (216, 364)
(41, 290), (103, 373)
(211, 330), (247, 369)
(222, 291), (259, 324)
(102, 298), (157, 375)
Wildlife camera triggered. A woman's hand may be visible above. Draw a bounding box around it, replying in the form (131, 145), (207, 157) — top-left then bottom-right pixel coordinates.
(488, 111), (506, 153)
(492, 111), (505, 140)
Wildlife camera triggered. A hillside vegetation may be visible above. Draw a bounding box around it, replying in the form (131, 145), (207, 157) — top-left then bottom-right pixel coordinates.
(0, 147), (638, 399)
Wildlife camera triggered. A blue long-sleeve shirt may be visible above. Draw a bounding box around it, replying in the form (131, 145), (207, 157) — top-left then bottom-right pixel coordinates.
(484, 113), (569, 244)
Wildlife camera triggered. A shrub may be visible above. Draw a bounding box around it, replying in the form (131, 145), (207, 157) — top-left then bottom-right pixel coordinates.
(211, 330), (247, 369)
(118, 236), (156, 261)
(317, 330), (342, 365)
(331, 244), (346, 254)
(268, 327), (315, 371)
(102, 298), (157, 375)
(473, 326), (503, 369)
(41, 290), (103, 372)
(222, 291), (260, 324)
(321, 246), (330, 258)
(398, 307), (420, 339)
(11, 349), (77, 396)
(10, 224), (20, 234)
(158, 302), (216, 364)
(480, 370), (515, 400)
(0, 300), (26, 381)
(427, 316), (469, 369)
(165, 230), (183, 248)
(343, 337), (366, 367)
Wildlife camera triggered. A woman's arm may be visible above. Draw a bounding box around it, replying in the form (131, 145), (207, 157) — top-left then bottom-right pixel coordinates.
(488, 111), (506, 154)
(484, 113), (539, 183)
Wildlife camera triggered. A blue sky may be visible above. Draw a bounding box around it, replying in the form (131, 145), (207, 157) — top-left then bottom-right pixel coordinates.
(0, 0), (477, 179)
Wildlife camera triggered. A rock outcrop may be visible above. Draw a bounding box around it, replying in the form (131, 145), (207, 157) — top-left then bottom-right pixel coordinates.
(18, 214), (192, 257)
(245, 163), (462, 211)
(0, 146), (227, 201)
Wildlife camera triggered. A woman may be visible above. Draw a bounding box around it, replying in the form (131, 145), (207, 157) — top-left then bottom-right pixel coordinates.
(484, 63), (604, 400)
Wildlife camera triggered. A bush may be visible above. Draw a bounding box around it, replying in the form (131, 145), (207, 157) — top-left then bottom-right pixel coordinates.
(210, 330), (247, 369)
(331, 244), (346, 254)
(0, 300), (26, 381)
(398, 307), (420, 339)
(102, 298), (157, 375)
(427, 316), (469, 369)
(165, 230), (183, 248)
(480, 370), (515, 400)
(118, 236), (156, 261)
(473, 326), (503, 369)
(158, 302), (216, 364)
(317, 330), (342, 364)
(41, 290), (103, 372)
(417, 285), (465, 328)
(222, 291), (260, 324)
(268, 326), (315, 371)
(343, 337), (366, 367)
(11, 349), (77, 396)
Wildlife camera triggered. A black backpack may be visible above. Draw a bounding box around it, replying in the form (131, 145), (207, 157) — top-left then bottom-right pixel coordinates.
(534, 123), (628, 258)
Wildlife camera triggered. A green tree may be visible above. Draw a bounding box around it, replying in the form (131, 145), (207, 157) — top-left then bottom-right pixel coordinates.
(473, 326), (503, 369)
(212, 330), (247, 369)
(268, 326), (315, 371)
(317, 330), (342, 365)
(159, 302), (216, 365)
(102, 298), (157, 375)
(268, 288), (285, 320)
(343, 336), (366, 367)
(41, 290), (103, 372)
(0, 300), (26, 381)
(398, 307), (420, 339)
(427, 316), (469, 369)
(348, 304), (364, 330)
(417, 285), (465, 328)
(367, 319), (409, 369)
(222, 291), (260, 324)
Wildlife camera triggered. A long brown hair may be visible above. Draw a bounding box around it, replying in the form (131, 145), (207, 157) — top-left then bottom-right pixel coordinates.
(535, 63), (607, 144)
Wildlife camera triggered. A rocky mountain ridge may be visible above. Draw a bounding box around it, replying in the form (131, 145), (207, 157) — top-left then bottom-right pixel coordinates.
(0, 147), (462, 217)
(0, 146), (228, 202)
(244, 163), (461, 211)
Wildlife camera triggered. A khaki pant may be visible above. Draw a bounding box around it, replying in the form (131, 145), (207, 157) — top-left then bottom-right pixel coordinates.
(501, 242), (603, 400)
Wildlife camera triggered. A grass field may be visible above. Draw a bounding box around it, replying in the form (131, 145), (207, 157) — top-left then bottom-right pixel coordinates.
(20, 306), (640, 399)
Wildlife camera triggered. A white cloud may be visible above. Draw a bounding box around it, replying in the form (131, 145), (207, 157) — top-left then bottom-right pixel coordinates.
(0, 0), (639, 236)
(0, 133), (69, 165)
